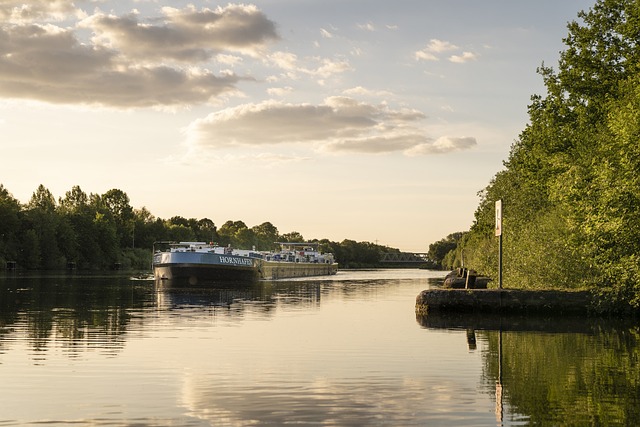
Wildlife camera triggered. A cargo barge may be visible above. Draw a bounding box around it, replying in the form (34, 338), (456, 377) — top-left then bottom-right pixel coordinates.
(153, 241), (338, 284)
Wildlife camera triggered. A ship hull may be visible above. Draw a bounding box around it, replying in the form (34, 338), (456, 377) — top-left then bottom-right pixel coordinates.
(153, 250), (338, 285)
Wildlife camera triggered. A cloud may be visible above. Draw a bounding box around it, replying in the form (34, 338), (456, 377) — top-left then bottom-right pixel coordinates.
(405, 136), (477, 156)
(357, 22), (375, 31)
(0, 0), (77, 22)
(342, 86), (394, 98)
(267, 52), (351, 80)
(320, 28), (333, 38)
(449, 51), (478, 63)
(425, 39), (458, 53)
(415, 39), (458, 61)
(267, 86), (293, 97)
(0, 4), (285, 107)
(415, 38), (478, 64)
(82, 4), (279, 62)
(186, 97), (476, 157)
(0, 23), (242, 107)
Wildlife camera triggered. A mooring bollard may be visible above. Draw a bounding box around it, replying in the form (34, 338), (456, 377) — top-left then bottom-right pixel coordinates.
(465, 272), (477, 289)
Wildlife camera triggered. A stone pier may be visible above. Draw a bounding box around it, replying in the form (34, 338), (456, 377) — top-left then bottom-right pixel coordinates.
(415, 289), (593, 315)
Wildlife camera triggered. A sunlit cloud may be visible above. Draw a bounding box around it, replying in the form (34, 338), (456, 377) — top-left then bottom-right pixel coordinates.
(357, 22), (375, 31)
(267, 86), (293, 97)
(449, 51), (478, 63)
(267, 52), (351, 79)
(186, 97), (476, 157)
(0, 23), (243, 107)
(0, 4), (280, 107)
(415, 39), (478, 64)
(0, 0), (77, 22)
(425, 39), (458, 53)
(320, 28), (333, 38)
(415, 39), (458, 61)
(405, 136), (477, 155)
(82, 4), (279, 62)
(342, 86), (394, 99)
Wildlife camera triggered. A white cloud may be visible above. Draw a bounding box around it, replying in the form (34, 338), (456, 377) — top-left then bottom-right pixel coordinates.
(415, 39), (478, 64)
(415, 39), (459, 60)
(267, 86), (293, 97)
(357, 22), (375, 31)
(405, 136), (477, 156)
(313, 57), (352, 78)
(268, 51), (299, 70)
(425, 39), (458, 53)
(342, 86), (394, 99)
(415, 51), (438, 61)
(449, 51), (478, 63)
(0, 0), (77, 23)
(320, 28), (333, 38)
(216, 54), (244, 66)
(186, 97), (476, 157)
(267, 52), (351, 79)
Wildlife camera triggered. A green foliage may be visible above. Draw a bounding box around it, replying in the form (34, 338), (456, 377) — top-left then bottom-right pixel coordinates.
(456, 0), (640, 310)
(428, 232), (465, 269)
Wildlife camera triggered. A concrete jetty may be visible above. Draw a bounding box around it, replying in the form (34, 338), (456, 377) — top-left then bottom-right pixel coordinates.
(415, 289), (593, 315)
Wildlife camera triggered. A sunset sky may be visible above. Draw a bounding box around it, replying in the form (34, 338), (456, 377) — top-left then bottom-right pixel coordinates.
(0, 0), (594, 252)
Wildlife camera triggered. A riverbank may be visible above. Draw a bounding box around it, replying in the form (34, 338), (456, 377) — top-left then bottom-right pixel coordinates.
(415, 288), (594, 315)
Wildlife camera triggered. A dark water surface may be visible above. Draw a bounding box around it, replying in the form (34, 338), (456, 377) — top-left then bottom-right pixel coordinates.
(0, 269), (638, 426)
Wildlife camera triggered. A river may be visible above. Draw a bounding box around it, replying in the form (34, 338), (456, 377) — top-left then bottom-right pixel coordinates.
(0, 269), (638, 426)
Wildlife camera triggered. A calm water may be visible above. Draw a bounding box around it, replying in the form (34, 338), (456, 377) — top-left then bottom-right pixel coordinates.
(0, 269), (638, 426)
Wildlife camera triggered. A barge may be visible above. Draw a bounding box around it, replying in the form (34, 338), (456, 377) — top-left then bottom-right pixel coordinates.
(153, 241), (338, 284)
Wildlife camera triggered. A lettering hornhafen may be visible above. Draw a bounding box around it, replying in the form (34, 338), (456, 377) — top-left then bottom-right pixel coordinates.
(219, 256), (253, 266)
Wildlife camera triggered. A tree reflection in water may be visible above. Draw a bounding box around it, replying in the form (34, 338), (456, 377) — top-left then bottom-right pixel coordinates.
(418, 312), (640, 425)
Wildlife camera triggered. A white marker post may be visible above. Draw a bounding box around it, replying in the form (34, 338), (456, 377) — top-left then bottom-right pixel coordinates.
(495, 199), (503, 289)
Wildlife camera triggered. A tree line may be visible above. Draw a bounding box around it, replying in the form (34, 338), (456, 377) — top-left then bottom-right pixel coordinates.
(429, 0), (640, 312)
(0, 184), (401, 271)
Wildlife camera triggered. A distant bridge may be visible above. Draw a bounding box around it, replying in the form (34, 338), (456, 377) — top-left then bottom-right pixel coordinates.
(380, 252), (431, 263)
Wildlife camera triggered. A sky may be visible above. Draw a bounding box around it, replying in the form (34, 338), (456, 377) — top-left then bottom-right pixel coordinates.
(0, 0), (596, 252)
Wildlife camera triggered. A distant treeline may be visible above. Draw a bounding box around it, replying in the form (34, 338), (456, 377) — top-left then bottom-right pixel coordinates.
(431, 1), (640, 313)
(0, 184), (403, 271)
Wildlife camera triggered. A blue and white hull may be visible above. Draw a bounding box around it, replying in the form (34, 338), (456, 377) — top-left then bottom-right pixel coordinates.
(152, 241), (338, 285)
(153, 251), (260, 284)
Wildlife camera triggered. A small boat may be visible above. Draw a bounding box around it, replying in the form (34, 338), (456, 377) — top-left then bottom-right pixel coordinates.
(152, 241), (338, 284)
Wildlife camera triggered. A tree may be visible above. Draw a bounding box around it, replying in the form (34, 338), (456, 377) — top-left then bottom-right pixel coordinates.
(428, 232), (464, 269)
(59, 185), (89, 214)
(28, 184), (56, 213)
(280, 231), (304, 243)
(0, 185), (21, 262)
(218, 220), (250, 247)
(251, 222), (279, 250)
(25, 185), (61, 269)
(100, 189), (134, 248)
(195, 218), (217, 243)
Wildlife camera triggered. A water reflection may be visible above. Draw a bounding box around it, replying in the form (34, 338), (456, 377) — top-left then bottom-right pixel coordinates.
(0, 273), (150, 358)
(5, 270), (638, 425)
(418, 312), (640, 425)
(1, 272), (416, 361)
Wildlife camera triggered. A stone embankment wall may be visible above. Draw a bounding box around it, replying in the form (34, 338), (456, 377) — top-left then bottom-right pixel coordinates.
(415, 289), (593, 315)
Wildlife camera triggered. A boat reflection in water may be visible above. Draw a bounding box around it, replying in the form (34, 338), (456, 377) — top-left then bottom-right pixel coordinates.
(153, 277), (323, 315)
